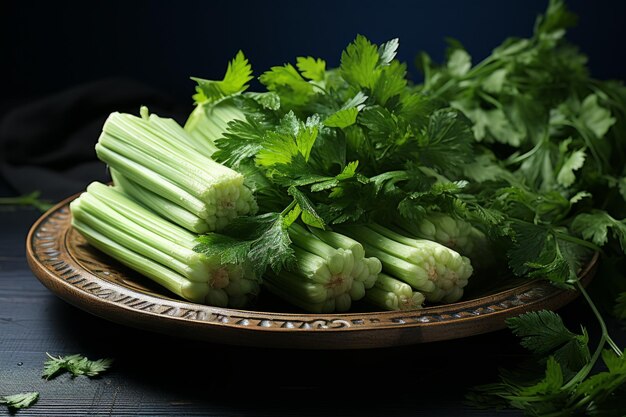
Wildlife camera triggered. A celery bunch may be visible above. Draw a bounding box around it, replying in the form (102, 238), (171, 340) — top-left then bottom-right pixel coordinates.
(263, 224), (381, 313)
(365, 273), (426, 311)
(95, 107), (256, 232)
(70, 182), (260, 308)
(340, 224), (473, 303)
(396, 213), (493, 268)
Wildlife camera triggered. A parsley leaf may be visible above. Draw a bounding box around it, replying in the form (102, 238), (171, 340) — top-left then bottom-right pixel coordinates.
(191, 51), (253, 104)
(340, 34), (380, 89)
(43, 353), (113, 379)
(377, 38), (399, 65)
(0, 392), (39, 410)
(507, 310), (590, 372)
(571, 211), (626, 253)
(195, 212), (295, 274)
(296, 56), (326, 82)
(324, 92), (368, 128)
(256, 112), (320, 168)
(259, 64), (316, 107)
(213, 117), (267, 169)
(556, 148), (586, 187)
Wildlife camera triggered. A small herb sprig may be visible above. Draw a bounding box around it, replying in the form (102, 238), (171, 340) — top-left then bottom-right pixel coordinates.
(0, 392), (39, 411)
(42, 353), (114, 380)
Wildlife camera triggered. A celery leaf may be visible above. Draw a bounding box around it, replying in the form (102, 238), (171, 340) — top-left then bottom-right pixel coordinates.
(296, 57), (326, 82)
(191, 51), (253, 104)
(195, 212), (295, 273)
(43, 353), (113, 379)
(0, 392), (39, 410)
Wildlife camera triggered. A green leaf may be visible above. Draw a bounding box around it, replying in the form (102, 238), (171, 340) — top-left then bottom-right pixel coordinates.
(213, 117), (266, 168)
(324, 107), (359, 128)
(283, 204), (302, 227)
(245, 91), (281, 110)
(256, 112), (320, 167)
(575, 349), (626, 406)
(578, 94), (616, 139)
(324, 92), (368, 128)
(287, 186), (326, 229)
(417, 108), (474, 172)
(0, 392), (39, 410)
(556, 148), (586, 187)
(378, 38), (399, 65)
(507, 310), (590, 372)
(340, 34), (380, 88)
(482, 69), (507, 94)
(447, 49), (472, 77)
(358, 105), (398, 146)
(452, 101), (524, 146)
(571, 211), (626, 252)
(534, 0), (578, 38)
(519, 356), (564, 396)
(259, 64), (315, 106)
(43, 353), (113, 379)
(195, 212), (295, 274)
(507, 221), (550, 276)
(191, 51), (253, 104)
(336, 161), (359, 180)
(463, 153), (517, 183)
(296, 56), (326, 82)
(372, 60), (407, 105)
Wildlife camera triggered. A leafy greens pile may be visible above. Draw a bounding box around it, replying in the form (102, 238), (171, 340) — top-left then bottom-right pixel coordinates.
(185, 0), (626, 414)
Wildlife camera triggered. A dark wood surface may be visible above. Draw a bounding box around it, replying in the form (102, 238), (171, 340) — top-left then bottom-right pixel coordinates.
(2, 206), (625, 417)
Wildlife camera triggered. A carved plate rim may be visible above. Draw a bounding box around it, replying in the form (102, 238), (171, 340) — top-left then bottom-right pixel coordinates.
(25, 194), (598, 348)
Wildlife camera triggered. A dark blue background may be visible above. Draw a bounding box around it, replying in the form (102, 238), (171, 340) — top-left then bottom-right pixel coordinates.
(2, 0), (625, 113)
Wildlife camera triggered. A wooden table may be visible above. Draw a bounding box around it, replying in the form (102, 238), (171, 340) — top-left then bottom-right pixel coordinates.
(1, 205), (623, 416)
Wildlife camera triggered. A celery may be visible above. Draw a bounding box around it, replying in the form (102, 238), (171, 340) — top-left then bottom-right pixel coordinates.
(111, 170), (209, 233)
(263, 223), (380, 312)
(394, 213), (493, 267)
(71, 219), (209, 303)
(306, 225), (382, 291)
(263, 272), (336, 313)
(365, 273), (425, 311)
(70, 183), (260, 307)
(338, 224), (473, 303)
(95, 109), (256, 232)
(184, 98), (246, 158)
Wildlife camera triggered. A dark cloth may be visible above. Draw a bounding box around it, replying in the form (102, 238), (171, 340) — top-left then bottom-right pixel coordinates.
(0, 78), (188, 200)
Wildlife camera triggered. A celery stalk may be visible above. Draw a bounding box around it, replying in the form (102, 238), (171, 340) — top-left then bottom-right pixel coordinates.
(338, 224), (473, 303)
(95, 144), (209, 219)
(72, 199), (208, 283)
(365, 273), (426, 311)
(71, 182), (260, 308)
(71, 219), (209, 303)
(95, 109), (257, 232)
(111, 170), (209, 233)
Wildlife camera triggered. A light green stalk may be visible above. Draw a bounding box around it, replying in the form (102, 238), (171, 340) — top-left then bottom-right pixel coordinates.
(71, 182), (260, 307)
(264, 224), (378, 312)
(71, 219), (209, 303)
(184, 99), (246, 158)
(111, 170), (209, 233)
(338, 224), (473, 303)
(365, 273), (426, 311)
(96, 109), (257, 231)
(395, 213), (493, 267)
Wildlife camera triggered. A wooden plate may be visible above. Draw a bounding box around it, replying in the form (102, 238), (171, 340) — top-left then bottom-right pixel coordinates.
(26, 195), (598, 349)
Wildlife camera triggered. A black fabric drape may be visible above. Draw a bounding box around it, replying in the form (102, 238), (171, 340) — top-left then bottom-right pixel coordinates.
(0, 78), (188, 201)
